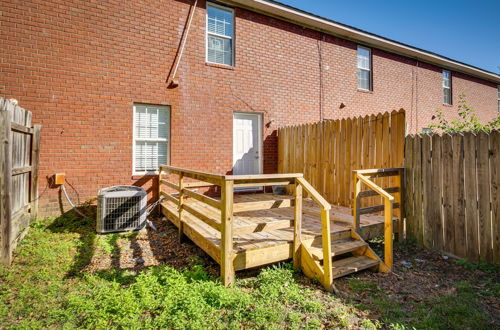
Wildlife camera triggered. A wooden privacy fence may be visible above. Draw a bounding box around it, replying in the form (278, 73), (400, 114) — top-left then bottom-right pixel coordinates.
(0, 98), (41, 265)
(278, 110), (405, 208)
(405, 131), (499, 263)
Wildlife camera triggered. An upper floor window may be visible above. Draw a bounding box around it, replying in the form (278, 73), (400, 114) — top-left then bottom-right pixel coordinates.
(443, 70), (452, 105)
(497, 85), (500, 113)
(133, 104), (170, 175)
(357, 46), (372, 91)
(206, 3), (234, 66)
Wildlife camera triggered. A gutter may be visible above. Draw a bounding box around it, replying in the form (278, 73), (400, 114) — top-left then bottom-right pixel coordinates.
(225, 0), (500, 84)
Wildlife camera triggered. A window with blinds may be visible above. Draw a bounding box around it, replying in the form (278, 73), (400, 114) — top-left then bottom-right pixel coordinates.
(357, 46), (372, 91)
(443, 70), (452, 105)
(133, 104), (170, 174)
(206, 3), (234, 66)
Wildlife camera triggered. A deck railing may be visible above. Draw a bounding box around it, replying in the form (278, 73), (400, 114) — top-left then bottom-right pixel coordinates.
(294, 177), (333, 291)
(352, 168), (404, 270)
(159, 165), (304, 286)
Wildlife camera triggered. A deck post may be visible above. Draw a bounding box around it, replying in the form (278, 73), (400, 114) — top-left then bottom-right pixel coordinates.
(352, 173), (361, 231)
(321, 208), (333, 291)
(383, 197), (393, 269)
(397, 168), (405, 242)
(178, 173), (186, 243)
(293, 181), (302, 268)
(220, 179), (234, 286)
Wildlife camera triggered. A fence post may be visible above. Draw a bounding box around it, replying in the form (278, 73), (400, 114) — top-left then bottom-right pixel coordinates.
(29, 124), (41, 222)
(221, 179), (234, 286)
(293, 181), (302, 268)
(0, 107), (12, 265)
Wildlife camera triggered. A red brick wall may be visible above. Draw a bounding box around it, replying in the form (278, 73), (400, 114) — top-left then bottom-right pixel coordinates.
(1, 0), (498, 216)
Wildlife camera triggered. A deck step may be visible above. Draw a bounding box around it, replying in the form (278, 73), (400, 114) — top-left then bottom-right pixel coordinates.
(310, 239), (368, 261)
(331, 255), (379, 279)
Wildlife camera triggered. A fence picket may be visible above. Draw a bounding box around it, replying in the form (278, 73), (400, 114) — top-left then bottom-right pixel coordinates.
(477, 131), (492, 262)
(452, 134), (466, 258)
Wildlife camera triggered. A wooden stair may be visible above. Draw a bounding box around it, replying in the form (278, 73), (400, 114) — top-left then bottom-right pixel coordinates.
(300, 230), (388, 285)
(331, 255), (379, 279)
(308, 238), (368, 261)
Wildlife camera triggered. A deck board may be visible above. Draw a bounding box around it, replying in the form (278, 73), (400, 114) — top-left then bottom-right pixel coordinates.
(161, 193), (391, 270)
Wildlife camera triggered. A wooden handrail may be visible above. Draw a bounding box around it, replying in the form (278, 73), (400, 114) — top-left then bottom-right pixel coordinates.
(356, 173), (394, 201)
(160, 165), (225, 185)
(295, 177), (331, 210)
(353, 171), (399, 270)
(294, 177), (333, 291)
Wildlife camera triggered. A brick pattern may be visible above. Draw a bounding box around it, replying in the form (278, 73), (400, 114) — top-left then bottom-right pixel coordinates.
(0, 0), (498, 215)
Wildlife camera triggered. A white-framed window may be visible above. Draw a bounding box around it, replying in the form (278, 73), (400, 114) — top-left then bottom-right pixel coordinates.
(357, 45), (372, 91)
(132, 104), (170, 175)
(206, 2), (234, 66)
(497, 85), (500, 113)
(443, 70), (452, 105)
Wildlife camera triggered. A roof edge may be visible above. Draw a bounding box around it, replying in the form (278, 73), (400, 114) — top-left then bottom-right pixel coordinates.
(225, 0), (500, 84)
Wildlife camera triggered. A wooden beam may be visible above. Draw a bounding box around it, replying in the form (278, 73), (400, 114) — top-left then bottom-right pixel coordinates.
(353, 173), (361, 231)
(321, 208), (333, 291)
(353, 167), (404, 175)
(160, 179), (180, 191)
(233, 198), (294, 213)
(296, 177), (331, 210)
(227, 173), (303, 181)
(384, 198), (393, 269)
(356, 173), (395, 201)
(293, 183), (302, 268)
(359, 203), (400, 215)
(11, 166), (32, 176)
(178, 173), (186, 242)
(184, 181), (214, 188)
(160, 165), (224, 185)
(30, 124), (41, 222)
(358, 187), (399, 198)
(182, 188), (221, 209)
(10, 122), (33, 134)
(220, 180), (234, 286)
(181, 203), (221, 231)
(0, 108), (13, 265)
(234, 180), (292, 188)
(160, 191), (180, 204)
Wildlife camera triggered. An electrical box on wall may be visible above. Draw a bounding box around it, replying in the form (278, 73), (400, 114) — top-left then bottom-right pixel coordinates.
(54, 173), (65, 185)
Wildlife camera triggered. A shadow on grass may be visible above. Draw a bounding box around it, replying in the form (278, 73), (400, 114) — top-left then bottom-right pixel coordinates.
(46, 205), (100, 278)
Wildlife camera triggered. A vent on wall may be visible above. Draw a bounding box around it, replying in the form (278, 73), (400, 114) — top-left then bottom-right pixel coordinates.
(96, 186), (147, 233)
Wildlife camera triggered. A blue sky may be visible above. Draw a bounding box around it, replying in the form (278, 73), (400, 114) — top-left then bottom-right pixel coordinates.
(279, 0), (500, 74)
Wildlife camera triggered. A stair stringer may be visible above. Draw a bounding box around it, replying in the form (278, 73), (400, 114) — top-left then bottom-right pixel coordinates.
(350, 230), (390, 273)
(300, 245), (327, 287)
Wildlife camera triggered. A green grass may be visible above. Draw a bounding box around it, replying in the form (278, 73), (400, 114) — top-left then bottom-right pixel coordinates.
(347, 278), (494, 329)
(0, 213), (497, 329)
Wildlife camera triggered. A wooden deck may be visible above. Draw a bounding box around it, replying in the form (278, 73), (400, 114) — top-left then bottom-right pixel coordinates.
(161, 192), (391, 271)
(159, 165), (403, 290)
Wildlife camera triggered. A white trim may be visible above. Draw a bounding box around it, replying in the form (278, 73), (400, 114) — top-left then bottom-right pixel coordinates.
(233, 112), (263, 191)
(442, 69), (452, 105)
(225, 0), (500, 84)
(132, 104), (171, 176)
(357, 45), (372, 91)
(206, 2), (235, 66)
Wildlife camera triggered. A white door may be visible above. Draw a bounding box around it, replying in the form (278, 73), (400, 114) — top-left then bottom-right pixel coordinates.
(233, 113), (262, 180)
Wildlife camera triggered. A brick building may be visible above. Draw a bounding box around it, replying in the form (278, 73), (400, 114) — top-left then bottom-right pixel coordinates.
(1, 0), (499, 215)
